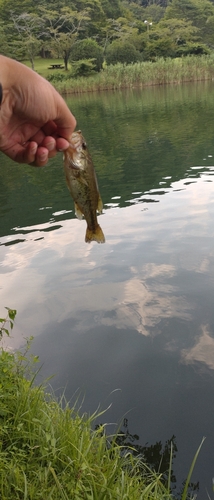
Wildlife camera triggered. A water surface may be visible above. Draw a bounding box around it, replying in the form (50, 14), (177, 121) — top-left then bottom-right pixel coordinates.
(1, 82), (214, 496)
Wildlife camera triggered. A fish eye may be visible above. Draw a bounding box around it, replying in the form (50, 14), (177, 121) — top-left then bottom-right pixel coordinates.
(82, 142), (87, 149)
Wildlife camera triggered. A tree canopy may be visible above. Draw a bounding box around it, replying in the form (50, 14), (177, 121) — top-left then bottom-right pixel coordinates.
(0, 0), (214, 67)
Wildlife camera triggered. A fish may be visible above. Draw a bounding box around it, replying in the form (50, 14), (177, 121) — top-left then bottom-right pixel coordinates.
(63, 130), (105, 244)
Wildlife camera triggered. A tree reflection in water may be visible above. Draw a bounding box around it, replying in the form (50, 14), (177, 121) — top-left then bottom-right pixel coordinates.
(96, 418), (199, 499)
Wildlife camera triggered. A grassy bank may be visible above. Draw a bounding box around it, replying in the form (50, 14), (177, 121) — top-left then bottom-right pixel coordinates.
(0, 344), (172, 499)
(37, 54), (214, 94)
(0, 311), (204, 499)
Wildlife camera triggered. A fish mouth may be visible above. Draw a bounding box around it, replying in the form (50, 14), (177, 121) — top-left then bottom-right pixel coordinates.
(70, 131), (82, 151)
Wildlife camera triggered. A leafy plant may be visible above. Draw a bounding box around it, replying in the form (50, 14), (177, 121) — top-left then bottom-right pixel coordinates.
(47, 71), (70, 83)
(71, 58), (97, 77)
(0, 307), (16, 338)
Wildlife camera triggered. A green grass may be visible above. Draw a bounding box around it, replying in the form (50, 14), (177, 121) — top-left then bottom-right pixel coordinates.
(0, 345), (172, 499)
(0, 313), (204, 499)
(23, 54), (214, 94)
(23, 57), (67, 79)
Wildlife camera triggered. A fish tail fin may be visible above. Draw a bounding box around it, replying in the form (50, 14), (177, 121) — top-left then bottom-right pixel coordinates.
(85, 224), (105, 244)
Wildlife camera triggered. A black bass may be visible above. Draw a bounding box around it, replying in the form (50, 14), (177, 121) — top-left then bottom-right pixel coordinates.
(63, 130), (105, 244)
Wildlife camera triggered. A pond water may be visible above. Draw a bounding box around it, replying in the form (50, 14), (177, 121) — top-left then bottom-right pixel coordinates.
(1, 82), (214, 496)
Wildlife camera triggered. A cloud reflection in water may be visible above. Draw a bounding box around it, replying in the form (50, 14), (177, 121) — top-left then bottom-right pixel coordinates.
(1, 173), (214, 376)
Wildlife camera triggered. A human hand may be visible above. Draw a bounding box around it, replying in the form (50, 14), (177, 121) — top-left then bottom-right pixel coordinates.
(0, 56), (76, 166)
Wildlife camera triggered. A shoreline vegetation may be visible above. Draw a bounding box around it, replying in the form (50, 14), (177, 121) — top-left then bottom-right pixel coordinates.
(0, 310), (204, 499)
(37, 54), (214, 95)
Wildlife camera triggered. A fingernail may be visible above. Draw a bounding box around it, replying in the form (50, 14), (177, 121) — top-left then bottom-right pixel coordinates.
(46, 142), (55, 151)
(39, 153), (48, 162)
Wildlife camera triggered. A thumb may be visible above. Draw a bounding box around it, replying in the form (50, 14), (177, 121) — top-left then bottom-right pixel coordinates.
(54, 96), (76, 141)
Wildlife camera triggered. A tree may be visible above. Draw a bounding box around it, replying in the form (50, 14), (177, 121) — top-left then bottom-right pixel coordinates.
(158, 17), (199, 45)
(143, 3), (166, 22)
(101, 14), (140, 56)
(109, 16), (139, 41)
(0, 21), (10, 56)
(136, 0), (168, 6)
(9, 12), (44, 69)
(69, 38), (104, 71)
(165, 0), (214, 47)
(0, 0), (33, 22)
(39, 6), (90, 70)
(105, 39), (141, 64)
(100, 0), (122, 18)
(140, 16), (202, 60)
(80, 0), (106, 39)
(143, 34), (175, 59)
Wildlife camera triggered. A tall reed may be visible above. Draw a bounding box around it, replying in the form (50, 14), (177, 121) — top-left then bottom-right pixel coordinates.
(52, 55), (214, 94)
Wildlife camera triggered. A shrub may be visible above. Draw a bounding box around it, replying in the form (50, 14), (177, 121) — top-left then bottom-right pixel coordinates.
(46, 71), (69, 83)
(71, 59), (97, 77)
(105, 40), (142, 65)
(70, 39), (104, 72)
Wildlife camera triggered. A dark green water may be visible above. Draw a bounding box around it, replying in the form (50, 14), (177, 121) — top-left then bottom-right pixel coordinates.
(1, 82), (214, 496)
